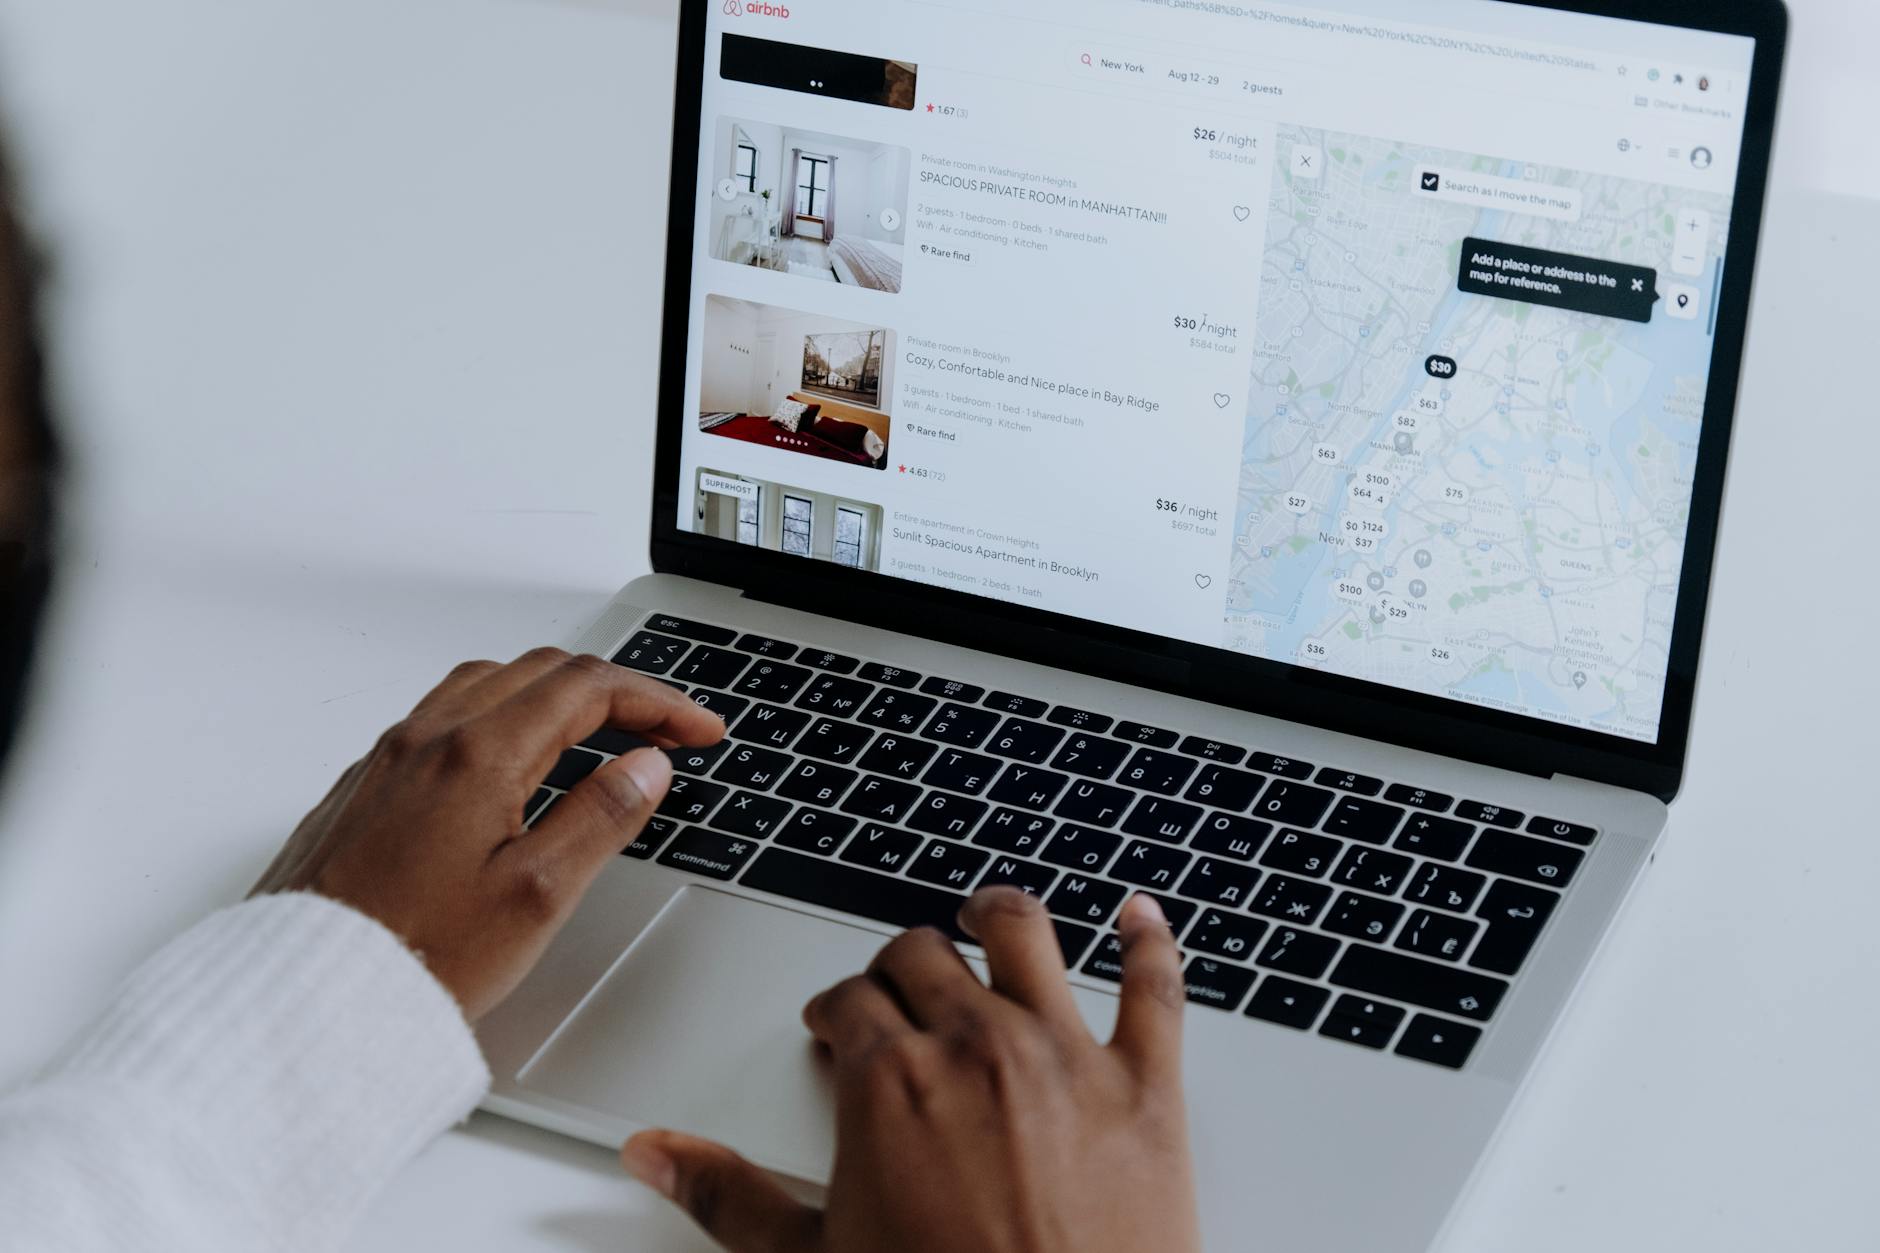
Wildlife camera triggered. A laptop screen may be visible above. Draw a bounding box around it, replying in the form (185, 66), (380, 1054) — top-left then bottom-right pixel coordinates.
(673, 0), (1760, 747)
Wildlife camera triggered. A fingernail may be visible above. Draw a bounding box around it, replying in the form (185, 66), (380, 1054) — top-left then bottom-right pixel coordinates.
(620, 748), (673, 801)
(620, 1134), (677, 1198)
(1126, 893), (1166, 926)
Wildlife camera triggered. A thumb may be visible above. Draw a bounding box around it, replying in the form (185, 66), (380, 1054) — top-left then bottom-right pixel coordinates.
(622, 1129), (821, 1253)
(530, 747), (672, 873)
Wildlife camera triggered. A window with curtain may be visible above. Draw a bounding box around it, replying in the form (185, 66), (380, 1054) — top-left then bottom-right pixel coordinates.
(734, 143), (758, 193)
(795, 155), (830, 218)
(736, 487), (761, 546)
(834, 506), (865, 568)
(782, 495), (813, 556)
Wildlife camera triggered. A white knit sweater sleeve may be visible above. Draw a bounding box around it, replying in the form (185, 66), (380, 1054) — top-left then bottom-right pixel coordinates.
(0, 892), (492, 1252)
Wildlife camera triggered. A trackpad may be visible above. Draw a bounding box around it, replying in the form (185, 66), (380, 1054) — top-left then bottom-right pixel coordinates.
(516, 887), (888, 1183)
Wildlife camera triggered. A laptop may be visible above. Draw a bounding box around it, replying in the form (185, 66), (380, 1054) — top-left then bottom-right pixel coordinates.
(476, 1), (1787, 1247)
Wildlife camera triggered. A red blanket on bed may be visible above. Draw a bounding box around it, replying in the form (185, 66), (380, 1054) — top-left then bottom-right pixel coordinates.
(702, 414), (881, 467)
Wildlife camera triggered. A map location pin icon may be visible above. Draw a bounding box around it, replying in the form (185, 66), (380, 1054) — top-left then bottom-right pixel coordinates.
(1572, 671), (1588, 690)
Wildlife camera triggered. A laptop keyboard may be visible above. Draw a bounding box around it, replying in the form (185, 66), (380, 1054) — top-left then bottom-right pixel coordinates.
(526, 611), (1600, 1072)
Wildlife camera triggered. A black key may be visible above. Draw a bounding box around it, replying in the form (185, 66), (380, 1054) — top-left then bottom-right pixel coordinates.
(658, 775), (728, 823)
(670, 644), (749, 689)
(1319, 994), (1406, 1050)
(666, 741), (731, 776)
(734, 633), (797, 660)
(772, 808), (857, 856)
(858, 662), (920, 689)
(1456, 800), (1524, 828)
(839, 775), (923, 824)
(644, 614), (737, 645)
(905, 791), (988, 840)
(974, 807), (1055, 857)
(1040, 825), (1124, 873)
(1385, 783), (1454, 813)
(1394, 814), (1476, 861)
(1122, 795), (1204, 844)
(523, 787), (553, 825)
(1315, 767), (1384, 797)
(922, 748), (1002, 796)
(612, 631), (689, 675)
(856, 734), (938, 781)
(1118, 748), (1197, 795)
(1526, 815), (1598, 846)
(799, 649), (859, 674)
(1251, 874), (1333, 926)
(920, 676), (984, 703)
(1175, 856), (1260, 908)
(709, 790), (792, 839)
(742, 848), (968, 939)
(986, 717), (1066, 765)
(1470, 879), (1560, 975)
(1183, 764), (1266, 812)
(687, 688), (750, 725)
(1330, 944), (1509, 1021)
(1323, 798), (1406, 845)
(1257, 925), (1341, 979)
(622, 815), (680, 859)
(1046, 874), (1128, 926)
(1050, 734), (1131, 781)
(1114, 720), (1177, 748)
(859, 689), (939, 733)
(985, 691), (1048, 718)
(732, 661), (813, 703)
(1051, 920), (1099, 967)
(1112, 840), (1192, 891)
(658, 827), (762, 880)
(1142, 893), (1199, 936)
(1053, 780), (1134, 827)
(1465, 830), (1582, 888)
(1395, 1015), (1482, 1070)
(1184, 957), (1257, 1011)
(1185, 908), (1268, 962)
(1259, 828), (1341, 878)
(924, 703), (1001, 749)
(1324, 891), (1405, 944)
(1253, 779), (1335, 827)
(1395, 909), (1479, 963)
(838, 823), (923, 873)
(977, 856), (1057, 897)
(776, 760), (858, 808)
(1247, 752), (1314, 780)
(584, 726), (655, 756)
(1048, 706), (1115, 734)
(1179, 736), (1247, 765)
(1330, 846), (1416, 895)
(1246, 977), (1330, 1030)
(731, 703), (811, 750)
(1405, 864), (1488, 913)
(987, 764), (1070, 812)
(545, 746), (606, 789)
(795, 674), (873, 718)
(711, 744), (792, 791)
(795, 718), (872, 766)
(907, 838), (990, 891)
(1081, 933), (1128, 983)
(1191, 813), (1273, 861)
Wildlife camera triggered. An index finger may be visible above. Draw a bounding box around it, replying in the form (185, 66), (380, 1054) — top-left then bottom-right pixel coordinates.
(1108, 893), (1186, 1079)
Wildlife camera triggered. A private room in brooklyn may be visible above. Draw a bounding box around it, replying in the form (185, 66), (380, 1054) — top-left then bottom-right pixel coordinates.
(691, 467), (885, 572)
(697, 295), (894, 470)
(707, 117), (911, 293)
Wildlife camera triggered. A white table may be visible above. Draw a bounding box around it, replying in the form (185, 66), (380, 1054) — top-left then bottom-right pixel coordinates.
(0, 2), (1874, 1249)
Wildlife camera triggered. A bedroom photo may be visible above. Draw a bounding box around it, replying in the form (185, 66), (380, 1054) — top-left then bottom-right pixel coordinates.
(697, 295), (894, 471)
(708, 117), (911, 293)
(692, 468), (885, 572)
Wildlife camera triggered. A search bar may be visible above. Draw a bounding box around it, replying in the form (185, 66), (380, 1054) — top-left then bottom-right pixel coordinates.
(1074, 44), (1288, 103)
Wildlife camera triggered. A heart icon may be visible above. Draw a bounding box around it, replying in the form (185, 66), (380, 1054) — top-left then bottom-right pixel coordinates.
(1232, 205), (1251, 221)
(1195, 574), (1213, 589)
(1213, 393), (1232, 409)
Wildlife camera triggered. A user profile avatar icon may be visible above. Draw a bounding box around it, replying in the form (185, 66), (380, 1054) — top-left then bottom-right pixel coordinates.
(1690, 146), (1714, 170)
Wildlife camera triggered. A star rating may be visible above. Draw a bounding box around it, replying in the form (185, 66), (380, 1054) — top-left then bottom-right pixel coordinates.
(898, 464), (907, 473)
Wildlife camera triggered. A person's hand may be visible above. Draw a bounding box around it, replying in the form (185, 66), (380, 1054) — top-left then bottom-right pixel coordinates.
(621, 888), (1200, 1253)
(251, 648), (724, 1020)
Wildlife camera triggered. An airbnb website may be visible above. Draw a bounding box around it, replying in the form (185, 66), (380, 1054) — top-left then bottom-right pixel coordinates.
(675, 0), (1756, 742)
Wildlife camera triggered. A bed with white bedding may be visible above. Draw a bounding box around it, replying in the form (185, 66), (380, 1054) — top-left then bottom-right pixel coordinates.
(827, 236), (904, 292)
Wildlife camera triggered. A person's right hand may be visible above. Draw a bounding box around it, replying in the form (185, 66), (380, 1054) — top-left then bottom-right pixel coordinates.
(621, 888), (1201, 1253)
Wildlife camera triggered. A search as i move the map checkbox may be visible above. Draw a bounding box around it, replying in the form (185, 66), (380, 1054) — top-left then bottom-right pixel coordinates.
(1415, 166), (1581, 221)
(1421, 171), (1441, 192)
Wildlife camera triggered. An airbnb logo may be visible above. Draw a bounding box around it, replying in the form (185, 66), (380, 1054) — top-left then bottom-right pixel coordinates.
(724, 0), (791, 16)
(722, 0), (742, 12)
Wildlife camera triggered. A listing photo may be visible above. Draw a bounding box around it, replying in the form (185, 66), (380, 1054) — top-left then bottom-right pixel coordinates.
(691, 467), (885, 572)
(697, 295), (894, 470)
(709, 117), (910, 292)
